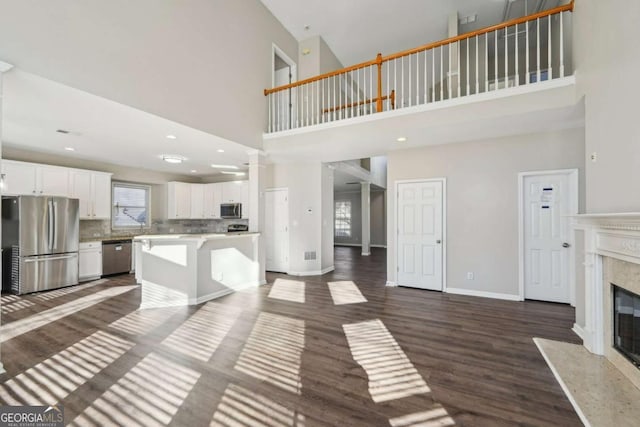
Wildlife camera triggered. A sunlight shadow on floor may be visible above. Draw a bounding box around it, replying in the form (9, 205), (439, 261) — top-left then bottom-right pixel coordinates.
(210, 383), (305, 426)
(328, 281), (367, 305)
(70, 352), (200, 427)
(162, 302), (241, 362)
(343, 319), (430, 403)
(389, 405), (456, 427)
(234, 312), (305, 394)
(0, 331), (134, 406)
(268, 279), (306, 304)
(32, 280), (108, 302)
(1, 299), (35, 314)
(109, 306), (181, 336)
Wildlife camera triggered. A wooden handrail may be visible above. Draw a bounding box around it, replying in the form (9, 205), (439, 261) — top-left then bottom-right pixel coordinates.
(264, 0), (574, 96)
(323, 90), (395, 114)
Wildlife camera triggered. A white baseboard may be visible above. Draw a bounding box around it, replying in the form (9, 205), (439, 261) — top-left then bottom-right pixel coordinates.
(385, 281), (398, 287)
(572, 323), (586, 341)
(371, 244), (387, 248)
(361, 252), (371, 256)
(446, 287), (521, 301)
(335, 243), (387, 248)
(288, 266), (335, 276)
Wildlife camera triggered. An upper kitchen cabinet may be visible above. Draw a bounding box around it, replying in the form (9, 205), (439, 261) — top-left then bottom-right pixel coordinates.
(1, 160), (69, 196)
(167, 182), (192, 219)
(190, 184), (205, 219)
(70, 170), (112, 219)
(221, 181), (245, 204)
(203, 183), (222, 219)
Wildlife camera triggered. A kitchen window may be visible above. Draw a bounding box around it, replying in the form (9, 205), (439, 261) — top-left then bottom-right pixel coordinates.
(335, 200), (352, 238)
(112, 182), (151, 229)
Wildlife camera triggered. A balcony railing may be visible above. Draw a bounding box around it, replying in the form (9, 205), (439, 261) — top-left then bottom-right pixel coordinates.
(264, 1), (574, 133)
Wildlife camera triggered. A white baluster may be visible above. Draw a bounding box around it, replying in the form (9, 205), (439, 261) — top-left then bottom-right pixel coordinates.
(370, 65), (373, 114)
(536, 17), (541, 83)
(394, 58), (398, 108)
(386, 61), (390, 110)
(431, 49), (435, 102)
(466, 38), (470, 96)
(423, 49), (427, 104)
(560, 12), (565, 77)
(401, 56), (405, 108)
(440, 46), (444, 101)
(505, 26), (508, 88)
(448, 44), (452, 99)
(548, 15), (552, 79)
(526, 19), (530, 84)
(267, 93), (272, 133)
(515, 23), (519, 86)
(457, 41), (461, 97)
(475, 36), (479, 94)
(494, 31), (498, 90)
(485, 33), (489, 92)
(352, 70), (356, 117)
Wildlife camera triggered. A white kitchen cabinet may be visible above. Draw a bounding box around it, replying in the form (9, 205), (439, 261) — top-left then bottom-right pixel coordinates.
(167, 182), (192, 219)
(221, 181), (244, 203)
(79, 241), (102, 281)
(71, 170), (112, 219)
(203, 183), (222, 219)
(1, 161), (37, 195)
(1, 160), (70, 196)
(190, 184), (205, 219)
(38, 165), (70, 196)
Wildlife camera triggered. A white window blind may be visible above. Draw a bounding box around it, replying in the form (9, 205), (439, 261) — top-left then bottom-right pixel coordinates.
(335, 200), (352, 238)
(112, 182), (150, 228)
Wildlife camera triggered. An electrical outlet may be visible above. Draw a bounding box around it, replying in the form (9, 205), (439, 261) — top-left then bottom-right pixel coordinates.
(169, 228), (175, 233)
(590, 152), (598, 162)
(93, 232), (100, 237)
(467, 272), (474, 280)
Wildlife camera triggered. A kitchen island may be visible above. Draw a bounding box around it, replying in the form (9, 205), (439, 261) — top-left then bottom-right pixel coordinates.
(133, 233), (262, 308)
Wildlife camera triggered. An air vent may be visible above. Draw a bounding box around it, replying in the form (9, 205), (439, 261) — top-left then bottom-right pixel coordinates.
(56, 129), (70, 134)
(304, 251), (316, 261)
(346, 182), (360, 185)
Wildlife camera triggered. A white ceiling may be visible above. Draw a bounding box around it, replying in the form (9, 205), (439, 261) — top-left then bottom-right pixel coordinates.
(260, 0), (560, 66)
(2, 70), (251, 177)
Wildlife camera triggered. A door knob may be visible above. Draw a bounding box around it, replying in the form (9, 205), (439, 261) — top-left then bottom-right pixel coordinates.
(436, 240), (442, 244)
(562, 242), (571, 248)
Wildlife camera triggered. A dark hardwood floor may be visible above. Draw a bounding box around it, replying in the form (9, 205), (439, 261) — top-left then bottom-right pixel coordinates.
(0, 246), (581, 426)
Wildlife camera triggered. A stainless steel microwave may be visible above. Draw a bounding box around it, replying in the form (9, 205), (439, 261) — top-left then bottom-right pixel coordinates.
(220, 203), (242, 219)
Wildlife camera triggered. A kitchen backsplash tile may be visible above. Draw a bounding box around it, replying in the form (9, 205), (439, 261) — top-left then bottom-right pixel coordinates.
(79, 218), (248, 240)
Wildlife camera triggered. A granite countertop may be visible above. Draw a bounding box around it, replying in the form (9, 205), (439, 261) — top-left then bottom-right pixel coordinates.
(132, 232), (259, 241)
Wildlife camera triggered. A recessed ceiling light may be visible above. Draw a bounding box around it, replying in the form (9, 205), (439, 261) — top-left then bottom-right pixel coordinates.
(396, 137), (408, 142)
(217, 149), (225, 153)
(220, 171), (246, 176)
(210, 164), (239, 169)
(166, 135), (177, 140)
(64, 147), (75, 151)
(190, 169), (197, 173)
(162, 155), (184, 164)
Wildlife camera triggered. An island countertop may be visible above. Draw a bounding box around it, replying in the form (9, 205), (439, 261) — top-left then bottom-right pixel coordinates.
(133, 232), (259, 241)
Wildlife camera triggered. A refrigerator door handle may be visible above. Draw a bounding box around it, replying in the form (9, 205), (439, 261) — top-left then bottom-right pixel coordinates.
(24, 254), (78, 263)
(52, 200), (58, 250)
(48, 200), (54, 251)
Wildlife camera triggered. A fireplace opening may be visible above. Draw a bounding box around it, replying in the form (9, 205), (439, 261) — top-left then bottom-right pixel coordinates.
(613, 285), (640, 368)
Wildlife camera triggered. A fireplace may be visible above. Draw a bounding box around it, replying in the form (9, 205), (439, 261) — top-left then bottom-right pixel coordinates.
(614, 285), (640, 368)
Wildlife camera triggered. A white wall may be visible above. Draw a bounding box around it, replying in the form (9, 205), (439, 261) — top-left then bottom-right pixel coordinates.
(321, 165), (334, 270)
(387, 127), (585, 296)
(0, 0), (298, 149)
(298, 35), (344, 80)
(573, 0), (640, 213)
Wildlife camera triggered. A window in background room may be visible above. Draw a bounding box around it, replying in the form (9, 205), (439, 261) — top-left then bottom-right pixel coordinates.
(335, 201), (352, 238)
(112, 182), (151, 229)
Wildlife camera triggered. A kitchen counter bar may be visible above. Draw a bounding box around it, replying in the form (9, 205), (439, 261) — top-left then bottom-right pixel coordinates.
(133, 233), (263, 308)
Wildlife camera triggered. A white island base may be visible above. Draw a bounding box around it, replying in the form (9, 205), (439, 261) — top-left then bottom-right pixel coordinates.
(134, 233), (263, 308)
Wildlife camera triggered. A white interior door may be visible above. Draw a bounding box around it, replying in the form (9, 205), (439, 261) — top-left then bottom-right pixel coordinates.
(397, 181), (444, 290)
(274, 67), (292, 130)
(265, 189), (289, 273)
(522, 171), (576, 303)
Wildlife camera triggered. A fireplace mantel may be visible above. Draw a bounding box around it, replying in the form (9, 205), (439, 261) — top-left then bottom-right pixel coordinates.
(571, 213), (640, 390)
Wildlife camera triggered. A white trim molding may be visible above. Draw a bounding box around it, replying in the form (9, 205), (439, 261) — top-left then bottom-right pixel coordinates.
(446, 287), (521, 301)
(518, 169), (579, 303)
(385, 281), (398, 287)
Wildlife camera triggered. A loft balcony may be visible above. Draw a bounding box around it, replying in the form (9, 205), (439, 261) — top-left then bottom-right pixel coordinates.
(263, 1), (579, 160)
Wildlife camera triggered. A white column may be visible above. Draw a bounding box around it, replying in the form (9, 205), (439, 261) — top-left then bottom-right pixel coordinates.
(248, 151), (267, 285)
(361, 182), (371, 256)
(0, 60), (14, 375)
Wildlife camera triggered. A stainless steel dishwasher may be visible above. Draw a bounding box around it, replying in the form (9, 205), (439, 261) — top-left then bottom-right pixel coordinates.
(102, 239), (132, 276)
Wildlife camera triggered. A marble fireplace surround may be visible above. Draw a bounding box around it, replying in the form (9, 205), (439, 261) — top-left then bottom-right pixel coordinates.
(572, 213), (640, 390)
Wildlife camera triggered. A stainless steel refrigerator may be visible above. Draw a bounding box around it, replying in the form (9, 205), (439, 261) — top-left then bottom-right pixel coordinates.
(2, 196), (80, 294)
